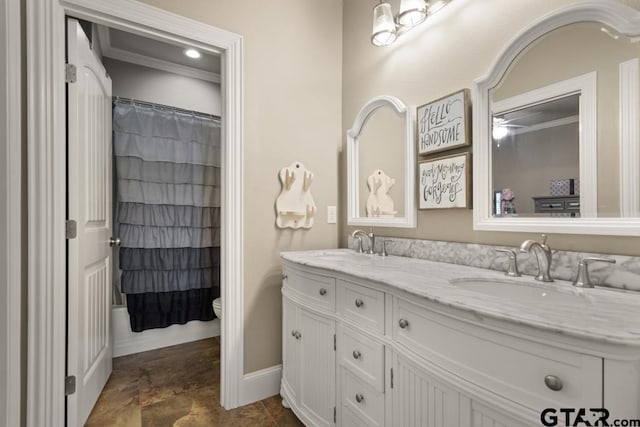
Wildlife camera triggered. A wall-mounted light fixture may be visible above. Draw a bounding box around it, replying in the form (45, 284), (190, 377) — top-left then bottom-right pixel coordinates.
(371, 0), (453, 47)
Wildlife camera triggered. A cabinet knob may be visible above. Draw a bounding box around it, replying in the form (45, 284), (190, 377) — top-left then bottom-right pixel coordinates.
(295, 331), (302, 340)
(544, 375), (563, 391)
(352, 350), (361, 360)
(291, 330), (296, 337)
(319, 288), (327, 296)
(355, 299), (364, 308)
(355, 393), (364, 403)
(282, 274), (288, 281)
(398, 318), (409, 329)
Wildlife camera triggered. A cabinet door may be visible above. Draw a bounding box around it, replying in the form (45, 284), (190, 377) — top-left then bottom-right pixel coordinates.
(392, 354), (463, 427)
(282, 297), (299, 401)
(466, 398), (531, 427)
(299, 307), (336, 427)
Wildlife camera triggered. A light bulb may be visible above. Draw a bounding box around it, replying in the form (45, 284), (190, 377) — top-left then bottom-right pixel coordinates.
(397, 0), (427, 27)
(184, 48), (201, 59)
(371, 2), (397, 46)
(493, 125), (509, 140)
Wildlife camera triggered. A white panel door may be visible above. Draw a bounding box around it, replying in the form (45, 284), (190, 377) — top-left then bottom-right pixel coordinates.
(392, 354), (463, 427)
(66, 18), (113, 427)
(298, 307), (336, 427)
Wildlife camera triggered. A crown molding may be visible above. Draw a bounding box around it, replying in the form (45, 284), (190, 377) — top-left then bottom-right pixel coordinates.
(96, 24), (221, 83)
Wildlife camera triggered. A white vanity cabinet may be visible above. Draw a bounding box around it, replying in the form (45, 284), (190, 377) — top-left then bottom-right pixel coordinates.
(281, 256), (638, 426)
(281, 266), (337, 427)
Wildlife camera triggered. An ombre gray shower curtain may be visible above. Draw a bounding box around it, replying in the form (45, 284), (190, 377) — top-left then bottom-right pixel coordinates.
(113, 100), (221, 332)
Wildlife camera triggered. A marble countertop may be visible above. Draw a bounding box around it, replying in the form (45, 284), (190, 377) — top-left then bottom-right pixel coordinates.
(281, 249), (640, 346)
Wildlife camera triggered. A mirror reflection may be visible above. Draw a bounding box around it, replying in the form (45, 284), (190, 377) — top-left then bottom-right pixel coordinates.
(489, 21), (640, 219)
(357, 107), (405, 218)
(492, 95), (580, 217)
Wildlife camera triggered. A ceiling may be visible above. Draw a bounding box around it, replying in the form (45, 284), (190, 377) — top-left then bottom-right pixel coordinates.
(96, 25), (221, 82)
(495, 94), (580, 130)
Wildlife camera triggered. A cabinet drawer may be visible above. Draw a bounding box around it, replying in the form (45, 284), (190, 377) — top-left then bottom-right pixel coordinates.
(284, 267), (335, 312)
(341, 368), (384, 427)
(393, 296), (602, 411)
(337, 279), (384, 334)
(338, 325), (384, 392)
(341, 404), (374, 427)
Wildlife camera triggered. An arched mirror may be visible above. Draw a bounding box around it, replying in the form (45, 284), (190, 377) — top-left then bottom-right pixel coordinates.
(473, 1), (640, 236)
(347, 95), (417, 228)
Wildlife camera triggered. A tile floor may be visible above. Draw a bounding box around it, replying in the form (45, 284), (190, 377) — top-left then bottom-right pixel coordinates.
(86, 337), (303, 426)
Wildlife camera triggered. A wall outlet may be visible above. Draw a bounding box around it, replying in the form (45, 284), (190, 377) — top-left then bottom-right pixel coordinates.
(327, 206), (337, 224)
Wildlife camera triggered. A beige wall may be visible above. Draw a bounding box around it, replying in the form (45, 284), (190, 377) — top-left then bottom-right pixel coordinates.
(138, 0), (343, 373)
(342, 0), (640, 256)
(104, 58), (222, 116)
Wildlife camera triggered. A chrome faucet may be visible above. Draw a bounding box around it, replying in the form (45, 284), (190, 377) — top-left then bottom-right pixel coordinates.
(520, 234), (554, 282)
(351, 228), (375, 255)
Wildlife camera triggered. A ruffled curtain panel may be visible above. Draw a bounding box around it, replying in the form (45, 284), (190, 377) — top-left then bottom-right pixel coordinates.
(114, 101), (221, 332)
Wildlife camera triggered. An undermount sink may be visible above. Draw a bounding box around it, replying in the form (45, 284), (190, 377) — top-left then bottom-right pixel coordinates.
(450, 278), (591, 305)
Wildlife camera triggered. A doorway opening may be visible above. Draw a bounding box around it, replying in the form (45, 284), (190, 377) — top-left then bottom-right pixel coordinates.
(66, 17), (225, 425)
(27, 1), (244, 425)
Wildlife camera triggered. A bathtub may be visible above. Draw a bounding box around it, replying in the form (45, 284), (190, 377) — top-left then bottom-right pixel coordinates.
(111, 305), (220, 357)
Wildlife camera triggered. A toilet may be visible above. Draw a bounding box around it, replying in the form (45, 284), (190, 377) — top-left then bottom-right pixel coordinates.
(213, 297), (222, 319)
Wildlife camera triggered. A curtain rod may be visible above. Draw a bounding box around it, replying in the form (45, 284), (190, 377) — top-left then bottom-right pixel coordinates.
(112, 96), (221, 121)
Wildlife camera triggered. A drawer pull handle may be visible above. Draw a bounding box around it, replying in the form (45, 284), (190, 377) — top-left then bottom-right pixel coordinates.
(398, 318), (409, 329)
(544, 375), (563, 391)
(352, 350), (361, 360)
(319, 288), (327, 296)
(355, 299), (364, 308)
(355, 393), (364, 403)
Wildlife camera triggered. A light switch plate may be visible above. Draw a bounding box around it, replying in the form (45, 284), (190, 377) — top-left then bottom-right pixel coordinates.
(327, 206), (337, 224)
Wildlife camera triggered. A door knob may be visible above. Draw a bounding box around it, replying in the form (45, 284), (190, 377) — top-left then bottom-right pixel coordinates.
(319, 288), (327, 296)
(355, 393), (364, 403)
(352, 350), (361, 360)
(398, 318), (409, 329)
(355, 299), (364, 308)
(109, 237), (121, 247)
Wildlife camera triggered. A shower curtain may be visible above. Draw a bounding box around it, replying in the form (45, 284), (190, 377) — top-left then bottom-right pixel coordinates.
(113, 101), (221, 332)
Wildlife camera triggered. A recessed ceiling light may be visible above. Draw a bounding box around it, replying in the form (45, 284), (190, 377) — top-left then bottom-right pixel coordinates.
(184, 48), (201, 59)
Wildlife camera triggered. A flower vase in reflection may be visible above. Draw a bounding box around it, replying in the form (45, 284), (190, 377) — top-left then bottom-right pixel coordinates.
(501, 188), (516, 215)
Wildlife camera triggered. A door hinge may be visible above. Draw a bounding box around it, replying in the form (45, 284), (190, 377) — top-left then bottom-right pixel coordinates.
(390, 367), (394, 389)
(65, 375), (76, 396)
(65, 63), (77, 83)
(333, 406), (336, 423)
(65, 219), (77, 239)
(333, 334), (336, 351)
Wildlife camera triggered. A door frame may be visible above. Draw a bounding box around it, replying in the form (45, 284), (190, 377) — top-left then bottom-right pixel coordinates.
(26, 0), (244, 424)
(1, 0), (23, 426)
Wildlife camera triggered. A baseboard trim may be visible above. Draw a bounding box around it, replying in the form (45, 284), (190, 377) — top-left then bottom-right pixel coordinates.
(239, 364), (282, 406)
(112, 306), (220, 357)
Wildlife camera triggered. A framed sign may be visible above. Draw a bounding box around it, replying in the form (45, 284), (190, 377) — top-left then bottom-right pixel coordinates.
(419, 153), (471, 209)
(417, 89), (471, 155)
